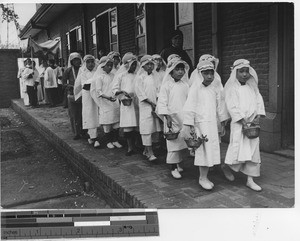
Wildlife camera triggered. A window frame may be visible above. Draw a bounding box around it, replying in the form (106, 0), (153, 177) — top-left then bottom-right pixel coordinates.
(109, 7), (119, 52)
(90, 18), (97, 57)
(90, 7), (119, 57)
(174, 3), (195, 65)
(135, 3), (147, 56)
(66, 25), (83, 58)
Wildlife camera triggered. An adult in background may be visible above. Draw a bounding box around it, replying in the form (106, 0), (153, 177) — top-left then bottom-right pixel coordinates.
(44, 59), (59, 107)
(62, 52), (83, 140)
(18, 59), (29, 106)
(22, 59), (39, 108)
(160, 29), (193, 76)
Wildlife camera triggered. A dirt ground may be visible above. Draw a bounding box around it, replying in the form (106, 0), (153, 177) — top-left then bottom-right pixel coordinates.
(1, 108), (111, 209)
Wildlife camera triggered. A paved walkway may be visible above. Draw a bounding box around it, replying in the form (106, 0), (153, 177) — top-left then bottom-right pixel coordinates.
(10, 99), (294, 208)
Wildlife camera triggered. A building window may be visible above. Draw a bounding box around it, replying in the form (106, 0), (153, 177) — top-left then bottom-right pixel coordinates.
(91, 19), (97, 57)
(109, 8), (118, 52)
(66, 26), (83, 58)
(175, 3), (194, 65)
(91, 8), (119, 59)
(135, 3), (147, 56)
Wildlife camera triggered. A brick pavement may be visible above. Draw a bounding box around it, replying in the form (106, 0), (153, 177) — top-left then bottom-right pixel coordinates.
(10, 99), (294, 208)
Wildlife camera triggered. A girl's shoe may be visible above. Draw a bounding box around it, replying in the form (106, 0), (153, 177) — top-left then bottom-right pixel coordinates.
(112, 141), (122, 148)
(246, 179), (262, 192)
(94, 141), (100, 148)
(177, 164), (184, 172)
(107, 142), (115, 149)
(171, 169), (182, 179)
(222, 165), (235, 181)
(147, 155), (157, 161)
(88, 138), (95, 145)
(199, 178), (213, 190)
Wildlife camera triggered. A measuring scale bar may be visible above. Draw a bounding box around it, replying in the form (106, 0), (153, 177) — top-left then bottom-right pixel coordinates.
(1, 209), (159, 239)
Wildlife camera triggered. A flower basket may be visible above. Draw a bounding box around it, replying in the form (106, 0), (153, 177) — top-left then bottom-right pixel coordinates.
(121, 98), (132, 106)
(242, 122), (260, 139)
(184, 133), (208, 149)
(164, 128), (180, 140)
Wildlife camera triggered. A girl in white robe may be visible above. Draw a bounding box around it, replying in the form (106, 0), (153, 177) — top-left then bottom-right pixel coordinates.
(157, 58), (190, 179)
(90, 56), (122, 149)
(107, 51), (121, 75)
(152, 54), (167, 94)
(224, 59), (266, 191)
(111, 53), (140, 156)
(189, 54), (234, 180)
(182, 61), (229, 190)
(135, 55), (162, 161)
(74, 55), (100, 148)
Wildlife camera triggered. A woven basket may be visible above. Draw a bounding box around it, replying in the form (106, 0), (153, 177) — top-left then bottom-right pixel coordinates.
(121, 98), (132, 106)
(184, 137), (203, 148)
(164, 128), (179, 140)
(242, 122), (260, 139)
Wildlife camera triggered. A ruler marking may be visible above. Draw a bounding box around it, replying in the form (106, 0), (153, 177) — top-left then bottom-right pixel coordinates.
(1, 210), (159, 239)
(110, 215), (146, 221)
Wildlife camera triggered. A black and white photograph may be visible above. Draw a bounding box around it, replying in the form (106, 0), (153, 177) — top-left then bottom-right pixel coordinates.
(0, 1), (298, 240)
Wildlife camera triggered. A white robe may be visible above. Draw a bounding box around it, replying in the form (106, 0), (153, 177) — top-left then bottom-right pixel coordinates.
(155, 69), (166, 95)
(224, 83), (265, 165)
(76, 69), (99, 129)
(94, 72), (120, 125)
(18, 67), (29, 105)
(111, 71), (139, 128)
(157, 78), (189, 152)
(44, 67), (58, 88)
(135, 72), (162, 135)
(183, 82), (228, 167)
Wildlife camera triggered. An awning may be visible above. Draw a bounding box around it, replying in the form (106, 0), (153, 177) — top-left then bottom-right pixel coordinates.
(20, 38), (60, 55)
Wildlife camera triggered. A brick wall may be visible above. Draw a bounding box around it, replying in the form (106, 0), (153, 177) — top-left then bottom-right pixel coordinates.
(194, 3), (213, 62)
(219, 3), (270, 105)
(0, 49), (21, 108)
(116, 4), (136, 55)
(84, 3), (136, 57)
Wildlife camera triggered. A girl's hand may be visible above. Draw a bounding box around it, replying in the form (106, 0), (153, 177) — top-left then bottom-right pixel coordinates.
(109, 97), (116, 102)
(253, 115), (260, 124)
(181, 125), (193, 139)
(166, 116), (172, 128)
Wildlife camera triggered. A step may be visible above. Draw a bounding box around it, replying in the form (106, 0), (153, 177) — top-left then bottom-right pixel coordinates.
(273, 149), (295, 159)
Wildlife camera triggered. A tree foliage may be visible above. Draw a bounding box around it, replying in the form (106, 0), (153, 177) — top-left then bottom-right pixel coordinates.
(0, 4), (20, 30)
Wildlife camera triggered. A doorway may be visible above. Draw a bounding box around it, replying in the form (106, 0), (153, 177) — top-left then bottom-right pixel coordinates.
(96, 12), (110, 57)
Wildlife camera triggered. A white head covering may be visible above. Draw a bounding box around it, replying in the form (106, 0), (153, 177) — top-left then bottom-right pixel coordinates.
(224, 59), (259, 95)
(114, 52), (139, 77)
(167, 54), (181, 66)
(67, 52), (83, 68)
(107, 51), (121, 60)
(188, 60), (215, 89)
(74, 55), (98, 101)
(135, 55), (156, 77)
(189, 54), (222, 89)
(161, 56), (189, 86)
(81, 54), (97, 72)
(89, 55), (114, 107)
(152, 54), (166, 72)
(199, 54), (219, 70)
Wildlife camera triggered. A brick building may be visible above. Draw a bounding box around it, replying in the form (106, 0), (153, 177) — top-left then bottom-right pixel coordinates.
(19, 3), (294, 152)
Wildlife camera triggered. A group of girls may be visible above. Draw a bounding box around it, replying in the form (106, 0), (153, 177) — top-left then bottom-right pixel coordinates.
(70, 50), (265, 192)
